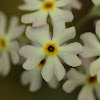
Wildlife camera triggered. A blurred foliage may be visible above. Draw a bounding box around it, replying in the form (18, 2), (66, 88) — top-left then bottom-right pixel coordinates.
(0, 0), (98, 100)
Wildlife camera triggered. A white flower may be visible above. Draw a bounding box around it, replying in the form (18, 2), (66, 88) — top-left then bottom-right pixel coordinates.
(19, 22), (83, 82)
(92, 0), (100, 6)
(21, 58), (59, 92)
(0, 12), (25, 76)
(18, 0), (74, 27)
(63, 57), (100, 100)
(64, 0), (82, 10)
(80, 20), (100, 83)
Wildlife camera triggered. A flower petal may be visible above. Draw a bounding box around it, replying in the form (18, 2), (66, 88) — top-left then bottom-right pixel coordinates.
(18, 1), (42, 11)
(19, 45), (44, 59)
(21, 10), (48, 27)
(97, 71), (100, 83)
(9, 41), (19, 64)
(49, 8), (73, 25)
(55, 0), (73, 7)
(0, 11), (7, 35)
(7, 17), (25, 40)
(42, 56), (54, 82)
(96, 20), (100, 39)
(78, 86), (95, 100)
(92, 0), (100, 6)
(95, 85), (100, 99)
(53, 56), (65, 81)
(80, 32), (100, 58)
(52, 23), (76, 45)
(26, 25), (51, 46)
(90, 57), (100, 76)
(63, 80), (82, 93)
(66, 68), (86, 80)
(80, 32), (100, 47)
(20, 46), (46, 70)
(21, 67), (42, 92)
(0, 52), (10, 76)
(58, 43), (83, 67)
(48, 75), (59, 89)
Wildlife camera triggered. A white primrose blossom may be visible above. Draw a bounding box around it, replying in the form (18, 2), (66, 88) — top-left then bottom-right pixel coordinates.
(21, 58), (59, 92)
(0, 12), (25, 76)
(80, 20), (100, 83)
(18, 0), (74, 27)
(92, 0), (100, 6)
(63, 57), (100, 100)
(64, 0), (82, 10)
(19, 22), (83, 82)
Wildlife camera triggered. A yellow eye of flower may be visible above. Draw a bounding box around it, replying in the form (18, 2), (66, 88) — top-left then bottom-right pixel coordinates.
(42, 1), (55, 11)
(0, 37), (7, 50)
(86, 75), (98, 86)
(38, 58), (46, 68)
(44, 43), (58, 56)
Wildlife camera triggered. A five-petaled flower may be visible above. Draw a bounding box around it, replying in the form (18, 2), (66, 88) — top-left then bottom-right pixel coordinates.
(18, 0), (74, 27)
(80, 20), (100, 83)
(63, 57), (100, 100)
(0, 12), (25, 76)
(19, 22), (83, 82)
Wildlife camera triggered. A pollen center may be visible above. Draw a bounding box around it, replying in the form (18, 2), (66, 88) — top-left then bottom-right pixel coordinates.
(44, 43), (58, 56)
(86, 75), (98, 86)
(42, 1), (55, 11)
(0, 37), (7, 51)
(38, 58), (46, 68)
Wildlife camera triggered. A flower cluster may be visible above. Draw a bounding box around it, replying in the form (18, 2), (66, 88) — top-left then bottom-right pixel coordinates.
(1, 0), (100, 100)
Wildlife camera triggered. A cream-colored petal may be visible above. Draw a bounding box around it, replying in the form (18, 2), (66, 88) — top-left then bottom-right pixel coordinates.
(66, 0), (82, 10)
(0, 52), (10, 76)
(7, 17), (25, 40)
(48, 75), (59, 89)
(80, 32), (100, 48)
(95, 85), (100, 99)
(21, 10), (48, 27)
(80, 32), (100, 58)
(53, 56), (65, 81)
(19, 45), (44, 59)
(96, 20), (100, 39)
(97, 71), (100, 83)
(0, 11), (7, 35)
(63, 80), (82, 93)
(26, 25), (51, 46)
(21, 67), (42, 92)
(52, 23), (76, 45)
(90, 57), (100, 76)
(20, 46), (46, 70)
(92, 0), (100, 6)
(58, 43), (83, 67)
(55, 0), (73, 7)
(66, 68), (86, 80)
(9, 41), (19, 64)
(49, 8), (73, 25)
(18, 1), (42, 11)
(78, 86), (95, 100)
(42, 56), (54, 82)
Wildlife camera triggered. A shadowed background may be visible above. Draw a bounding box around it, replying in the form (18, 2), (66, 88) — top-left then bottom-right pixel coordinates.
(0, 0), (93, 100)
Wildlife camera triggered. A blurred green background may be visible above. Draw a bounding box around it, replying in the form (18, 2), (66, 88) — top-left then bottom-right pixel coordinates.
(0, 0), (94, 100)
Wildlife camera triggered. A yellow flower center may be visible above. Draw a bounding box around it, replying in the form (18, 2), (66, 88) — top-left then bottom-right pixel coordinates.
(44, 42), (58, 56)
(38, 58), (46, 68)
(86, 75), (98, 86)
(42, 1), (55, 11)
(0, 37), (7, 51)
